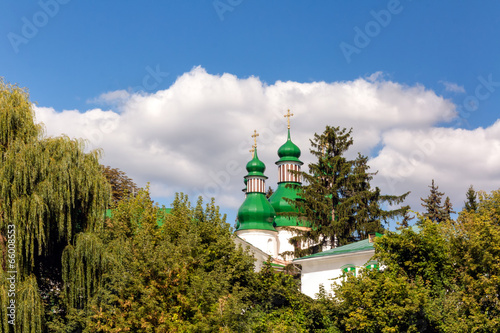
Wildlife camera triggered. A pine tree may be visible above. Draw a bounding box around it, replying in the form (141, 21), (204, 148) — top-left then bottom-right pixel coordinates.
(397, 208), (415, 230)
(288, 126), (409, 254)
(265, 186), (274, 199)
(421, 179), (451, 223)
(442, 196), (455, 220)
(464, 185), (478, 213)
(0, 80), (110, 331)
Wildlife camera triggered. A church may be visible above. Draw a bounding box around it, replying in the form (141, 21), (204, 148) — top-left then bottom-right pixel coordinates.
(234, 111), (380, 298)
(234, 110), (310, 267)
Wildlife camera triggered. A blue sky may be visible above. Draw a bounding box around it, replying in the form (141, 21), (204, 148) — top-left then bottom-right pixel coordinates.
(2, 1), (500, 227)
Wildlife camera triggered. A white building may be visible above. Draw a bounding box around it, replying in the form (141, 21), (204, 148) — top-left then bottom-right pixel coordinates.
(293, 233), (380, 298)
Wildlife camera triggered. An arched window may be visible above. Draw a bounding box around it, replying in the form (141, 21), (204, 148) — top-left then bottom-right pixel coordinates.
(341, 264), (356, 277)
(267, 238), (273, 255)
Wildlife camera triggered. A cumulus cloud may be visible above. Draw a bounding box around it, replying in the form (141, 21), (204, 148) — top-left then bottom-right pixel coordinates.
(370, 121), (500, 214)
(34, 66), (495, 226)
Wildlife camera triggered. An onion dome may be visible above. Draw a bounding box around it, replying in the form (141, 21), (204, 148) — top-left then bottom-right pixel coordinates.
(246, 148), (266, 177)
(270, 125), (309, 228)
(277, 129), (302, 164)
(236, 134), (276, 231)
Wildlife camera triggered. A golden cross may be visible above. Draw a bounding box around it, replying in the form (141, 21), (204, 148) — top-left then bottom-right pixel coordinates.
(284, 109), (294, 129)
(251, 130), (259, 148)
(249, 145), (256, 156)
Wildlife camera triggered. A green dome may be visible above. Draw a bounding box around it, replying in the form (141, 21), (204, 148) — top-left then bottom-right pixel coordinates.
(277, 129), (302, 163)
(246, 148), (267, 177)
(236, 193), (276, 231)
(269, 182), (310, 228)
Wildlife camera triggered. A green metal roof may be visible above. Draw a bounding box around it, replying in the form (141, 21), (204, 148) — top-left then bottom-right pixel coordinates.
(293, 233), (382, 261)
(236, 192), (276, 231)
(246, 148), (267, 178)
(269, 182), (310, 228)
(277, 128), (303, 164)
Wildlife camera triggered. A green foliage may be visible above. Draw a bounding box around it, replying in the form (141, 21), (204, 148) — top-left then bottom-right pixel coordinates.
(77, 190), (255, 332)
(289, 126), (409, 255)
(330, 188), (500, 332)
(420, 179), (453, 223)
(59, 189), (339, 332)
(101, 165), (138, 204)
(334, 273), (430, 332)
(0, 80), (110, 332)
(464, 185), (478, 213)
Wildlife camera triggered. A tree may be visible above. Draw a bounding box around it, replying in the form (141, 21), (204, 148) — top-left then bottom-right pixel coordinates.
(62, 190), (339, 332)
(0, 80), (110, 331)
(442, 196), (455, 219)
(101, 165), (138, 204)
(66, 191), (257, 332)
(464, 185), (478, 212)
(396, 208), (414, 230)
(265, 186), (274, 199)
(288, 126), (409, 254)
(329, 189), (500, 332)
(420, 179), (450, 223)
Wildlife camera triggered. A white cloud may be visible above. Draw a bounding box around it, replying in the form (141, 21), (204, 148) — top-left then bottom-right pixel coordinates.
(370, 121), (500, 214)
(87, 90), (132, 106)
(440, 80), (466, 94)
(34, 66), (496, 226)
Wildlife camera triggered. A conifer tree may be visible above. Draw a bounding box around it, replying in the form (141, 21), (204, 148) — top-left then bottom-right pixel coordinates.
(464, 185), (478, 213)
(265, 186), (274, 199)
(397, 208), (415, 230)
(288, 126), (409, 254)
(443, 196), (455, 220)
(0, 80), (110, 331)
(421, 180), (451, 223)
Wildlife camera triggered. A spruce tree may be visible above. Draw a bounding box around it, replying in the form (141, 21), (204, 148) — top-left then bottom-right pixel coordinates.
(288, 126), (409, 254)
(464, 185), (478, 213)
(421, 179), (451, 223)
(397, 208), (415, 230)
(442, 196), (455, 220)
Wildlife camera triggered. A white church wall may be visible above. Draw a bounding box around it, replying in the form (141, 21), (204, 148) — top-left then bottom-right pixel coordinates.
(233, 236), (269, 272)
(296, 250), (375, 298)
(235, 229), (278, 258)
(276, 228), (295, 261)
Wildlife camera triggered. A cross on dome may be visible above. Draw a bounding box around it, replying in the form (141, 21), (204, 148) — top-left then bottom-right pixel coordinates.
(251, 130), (259, 148)
(284, 109), (294, 129)
(249, 144), (256, 156)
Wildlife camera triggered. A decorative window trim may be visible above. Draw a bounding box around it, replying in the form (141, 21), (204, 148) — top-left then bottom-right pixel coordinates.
(365, 261), (379, 271)
(341, 264), (356, 277)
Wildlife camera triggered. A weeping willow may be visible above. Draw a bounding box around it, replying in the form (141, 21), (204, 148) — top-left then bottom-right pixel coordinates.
(0, 80), (111, 331)
(16, 276), (44, 333)
(62, 232), (108, 310)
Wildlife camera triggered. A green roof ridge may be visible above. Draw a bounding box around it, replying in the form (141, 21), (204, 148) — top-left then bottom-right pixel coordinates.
(294, 233), (382, 260)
